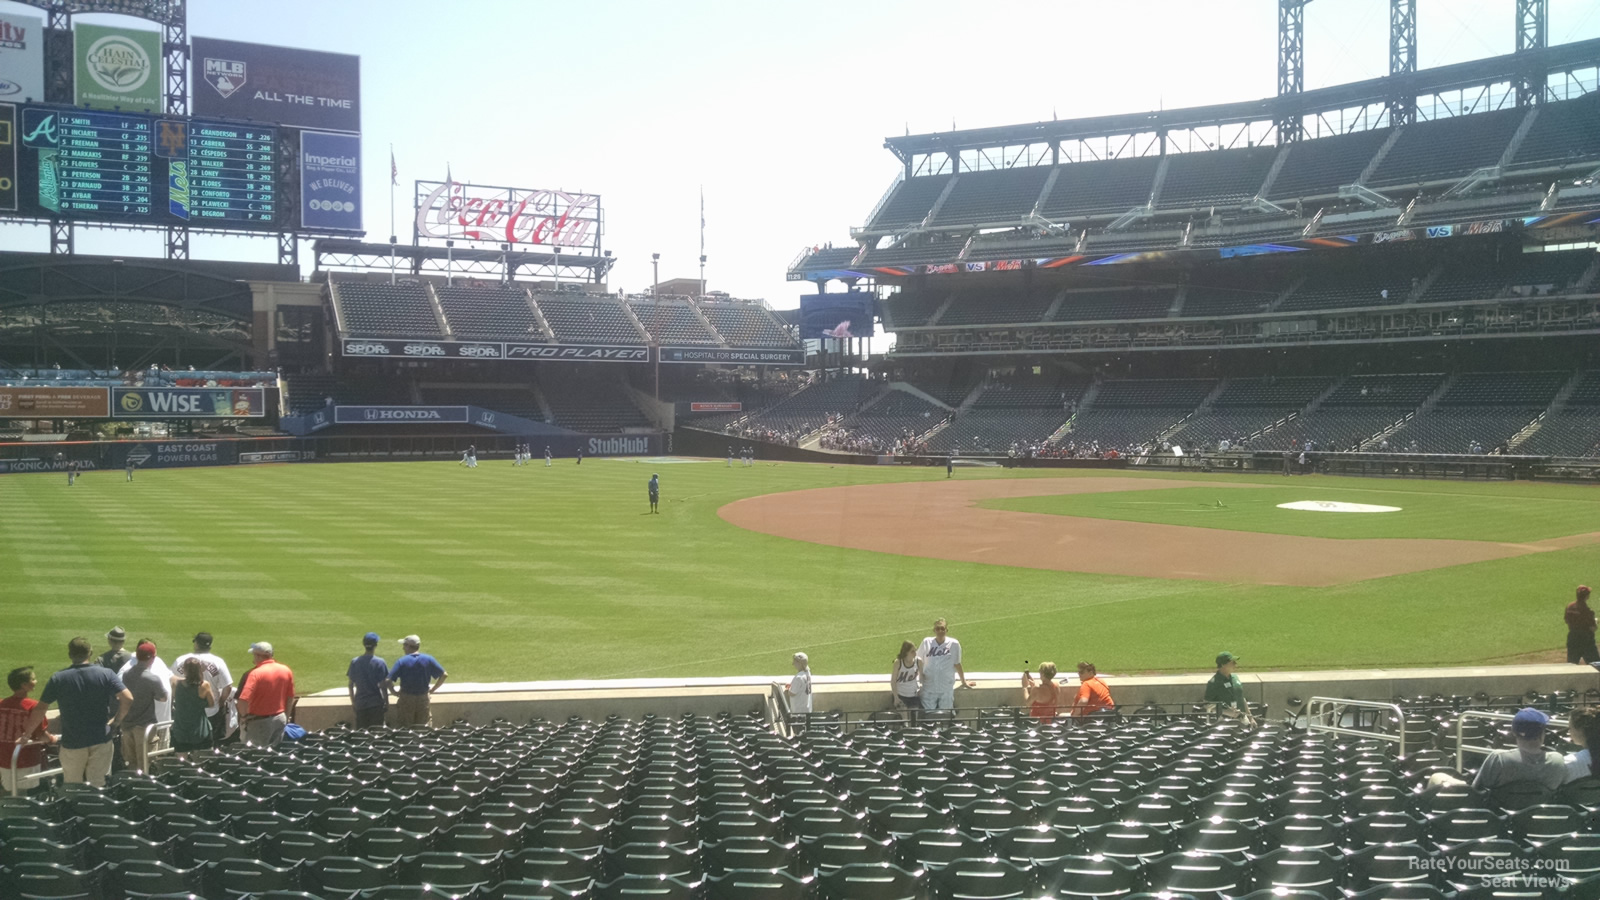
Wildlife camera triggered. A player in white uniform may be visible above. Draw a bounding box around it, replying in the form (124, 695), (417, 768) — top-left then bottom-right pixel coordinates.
(544, 446), (552, 467)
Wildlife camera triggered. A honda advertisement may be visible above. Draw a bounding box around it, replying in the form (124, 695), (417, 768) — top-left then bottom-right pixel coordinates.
(333, 406), (470, 424)
(192, 37), (360, 132)
(112, 388), (266, 419)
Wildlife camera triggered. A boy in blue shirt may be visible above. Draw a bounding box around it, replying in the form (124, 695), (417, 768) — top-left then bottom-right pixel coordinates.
(346, 632), (390, 728)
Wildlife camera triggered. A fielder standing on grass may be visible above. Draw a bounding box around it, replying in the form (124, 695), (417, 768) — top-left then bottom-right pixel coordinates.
(648, 473), (660, 514)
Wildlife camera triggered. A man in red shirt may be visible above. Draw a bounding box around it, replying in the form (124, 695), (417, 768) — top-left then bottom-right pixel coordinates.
(1567, 585), (1598, 665)
(0, 666), (56, 795)
(237, 642), (295, 747)
(1069, 661), (1116, 718)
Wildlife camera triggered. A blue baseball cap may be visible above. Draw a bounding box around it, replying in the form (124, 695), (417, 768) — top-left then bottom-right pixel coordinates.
(1512, 707), (1549, 737)
(363, 632), (380, 645)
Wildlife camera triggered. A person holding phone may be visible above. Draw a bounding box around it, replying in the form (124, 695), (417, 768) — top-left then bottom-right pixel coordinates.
(1022, 661), (1061, 723)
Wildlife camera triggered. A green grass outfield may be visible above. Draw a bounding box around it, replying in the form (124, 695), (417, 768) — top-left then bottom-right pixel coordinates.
(2, 460), (1597, 692)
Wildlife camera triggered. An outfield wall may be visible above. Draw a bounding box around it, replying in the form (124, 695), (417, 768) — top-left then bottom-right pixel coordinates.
(289, 664), (1599, 732)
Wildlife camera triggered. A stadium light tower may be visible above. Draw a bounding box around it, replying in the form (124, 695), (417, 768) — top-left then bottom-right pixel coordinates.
(652, 253), (660, 297)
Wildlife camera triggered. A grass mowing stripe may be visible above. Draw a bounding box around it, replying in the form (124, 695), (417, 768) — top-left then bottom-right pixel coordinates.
(2, 463), (1593, 689)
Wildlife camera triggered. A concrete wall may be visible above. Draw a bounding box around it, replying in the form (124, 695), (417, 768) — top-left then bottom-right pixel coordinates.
(292, 664), (1600, 731)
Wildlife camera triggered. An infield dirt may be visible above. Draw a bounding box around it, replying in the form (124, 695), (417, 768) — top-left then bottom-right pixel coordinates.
(718, 476), (1600, 587)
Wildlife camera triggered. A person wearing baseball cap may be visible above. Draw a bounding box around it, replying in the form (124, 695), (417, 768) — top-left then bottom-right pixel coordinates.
(1204, 651), (1256, 726)
(347, 632), (391, 729)
(1567, 586), (1598, 665)
(1472, 707), (1568, 792)
(172, 632), (235, 747)
(385, 635), (447, 728)
(97, 627), (132, 674)
(237, 642), (295, 747)
(120, 641), (168, 773)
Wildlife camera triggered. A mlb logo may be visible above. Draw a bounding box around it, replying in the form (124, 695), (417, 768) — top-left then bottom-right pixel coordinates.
(203, 57), (246, 99)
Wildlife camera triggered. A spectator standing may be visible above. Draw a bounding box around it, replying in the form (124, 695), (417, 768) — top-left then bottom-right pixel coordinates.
(97, 627), (131, 673)
(1204, 652), (1255, 725)
(0, 666), (55, 795)
(786, 652), (813, 718)
(24, 638), (132, 787)
(1022, 662), (1062, 723)
(120, 641), (168, 773)
(1473, 708), (1568, 791)
(917, 618), (975, 711)
(237, 642), (295, 747)
(387, 636), (447, 728)
(347, 632), (390, 729)
(891, 641), (922, 720)
(172, 632), (234, 747)
(169, 658), (214, 757)
(1567, 585), (1598, 665)
(1070, 662), (1116, 717)
(118, 646), (174, 735)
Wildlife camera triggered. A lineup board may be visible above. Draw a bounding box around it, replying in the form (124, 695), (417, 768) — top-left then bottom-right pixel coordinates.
(13, 104), (281, 229)
(178, 121), (276, 224)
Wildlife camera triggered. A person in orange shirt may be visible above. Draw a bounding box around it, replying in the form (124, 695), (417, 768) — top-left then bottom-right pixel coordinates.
(1069, 662), (1115, 717)
(237, 642), (295, 747)
(1022, 662), (1062, 723)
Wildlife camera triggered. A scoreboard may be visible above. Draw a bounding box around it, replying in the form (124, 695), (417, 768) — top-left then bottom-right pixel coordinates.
(9, 104), (281, 229)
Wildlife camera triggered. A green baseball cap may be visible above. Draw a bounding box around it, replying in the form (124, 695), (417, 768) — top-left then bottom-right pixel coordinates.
(1216, 651), (1239, 666)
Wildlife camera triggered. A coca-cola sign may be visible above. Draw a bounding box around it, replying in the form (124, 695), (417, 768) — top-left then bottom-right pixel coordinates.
(413, 178), (601, 251)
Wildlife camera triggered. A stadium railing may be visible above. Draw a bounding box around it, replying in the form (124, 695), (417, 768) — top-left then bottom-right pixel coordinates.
(1454, 709), (1570, 772)
(6, 720), (172, 797)
(1305, 697), (1409, 757)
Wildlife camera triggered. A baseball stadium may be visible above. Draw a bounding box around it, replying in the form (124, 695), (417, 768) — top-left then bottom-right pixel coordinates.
(4, 1), (1600, 898)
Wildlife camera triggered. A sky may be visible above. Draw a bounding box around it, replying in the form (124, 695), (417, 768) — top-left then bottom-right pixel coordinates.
(1, 0), (1598, 312)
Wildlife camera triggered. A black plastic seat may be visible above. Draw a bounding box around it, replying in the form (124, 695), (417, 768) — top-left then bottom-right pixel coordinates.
(952, 797), (1034, 834)
(701, 836), (801, 876)
(788, 806), (874, 840)
(6, 861), (109, 900)
(1346, 812), (1427, 848)
(1427, 806), (1506, 845)
(436, 821), (524, 856)
(313, 805), (390, 837)
(503, 846), (602, 885)
(1252, 846), (1343, 896)
(930, 856), (1034, 899)
(1261, 814), (1342, 851)
(870, 802), (951, 837)
(704, 868), (811, 900)
(894, 828), (988, 872)
(1508, 803), (1586, 841)
(524, 818), (609, 854)
(1346, 842), (1438, 891)
(113, 859), (205, 899)
(1437, 838), (1530, 891)
(302, 855), (394, 894)
(592, 874), (695, 900)
(203, 856), (300, 899)
(399, 850), (506, 891)
(233, 810), (311, 840)
(802, 832), (895, 873)
(601, 842), (699, 881)
(988, 824), (1080, 866)
(1081, 820), (1173, 861)
(700, 810), (783, 844)
(1271, 788), (1343, 819)
(608, 814), (696, 848)
(1145, 851), (1251, 900)
(1038, 854), (1140, 899)
(815, 862), (925, 900)
(1486, 780), (1554, 812)
(1036, 795), (1116, 830)
(350, 826), (435, 862)
(1532, 831), (1600, 880)
(1172, 818), (1259, 858)
(1, 836), (91, 868)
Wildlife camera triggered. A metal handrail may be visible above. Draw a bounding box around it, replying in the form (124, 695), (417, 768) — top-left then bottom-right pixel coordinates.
(1305, 697), (1408, 758)
(5, 740), (50, 797)
(1454, 709), (1568, 772)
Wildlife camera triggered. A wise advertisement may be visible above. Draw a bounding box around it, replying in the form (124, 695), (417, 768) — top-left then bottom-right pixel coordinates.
(74, 23), (161, 112)
(0, 10), (44, 103)
(0, 386), (109, 418)
(112, 388), (265, 419)
(301, 130), (361, 232)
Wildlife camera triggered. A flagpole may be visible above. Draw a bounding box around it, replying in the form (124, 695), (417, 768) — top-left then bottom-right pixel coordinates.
(388, 144), (397, 285)
(698, 186), (706, 297)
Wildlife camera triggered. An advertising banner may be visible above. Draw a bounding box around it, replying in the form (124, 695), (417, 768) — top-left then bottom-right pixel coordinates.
(300, 130), (361, 232)
(689, 402), (741, 413)
(112, 387), (265, 418)
(340, 338), (649, 363)
(0, 11), (44, 103)
(240, 450), (313, 464)
(111, 441), (238, 469)
(192, 37), (360, 132)
(659, 347), (807, 366)
(333, 406), (469, 424)
(0, 103), (12, 212)
(0, 386), (110, 418)
(73, 23), (161, 112)
(413, 178), (601, 251)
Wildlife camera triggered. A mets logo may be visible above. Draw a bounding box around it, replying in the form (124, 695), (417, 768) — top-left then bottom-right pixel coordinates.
(157, 120), (187, 158)
(84, 34), (152, 93)
(119, 392), (144, 413)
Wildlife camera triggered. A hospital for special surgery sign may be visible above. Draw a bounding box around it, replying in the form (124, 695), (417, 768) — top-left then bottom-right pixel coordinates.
(413, 178), (601, 251)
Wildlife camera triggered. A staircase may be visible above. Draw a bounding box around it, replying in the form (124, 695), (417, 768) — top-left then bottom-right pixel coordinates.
(1167, 285), (1188, 318)
(1499, 108), (1539, 168)
(956, 381), (989, 413)
(1505, 413), (1546, 453)
(619, 300), (652, 343)
(425, 283), (452, 337)
(1573, 256), (1600, 294)
(1356, 128), (1405, 186)
(686, 299), (727, 347)
(1511, 369), (1590, 451)
(1158, 379), (1229, 443)
(921, 176), (960, 227)
(926, 292), (961, 327)
(1257, 146), (1291, 198)
(1407, 266), (1442, 304)
(522, 286), (556, 340)
(1302, 377), (1345, 415)
(1266, 276), (1307, 313)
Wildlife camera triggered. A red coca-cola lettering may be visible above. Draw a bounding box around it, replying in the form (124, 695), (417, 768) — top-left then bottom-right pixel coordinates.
(416, 178), (600, 250)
